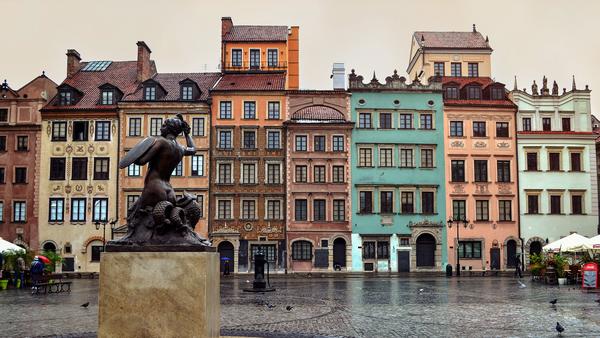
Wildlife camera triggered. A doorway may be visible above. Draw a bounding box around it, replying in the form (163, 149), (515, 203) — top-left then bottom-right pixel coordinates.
(490, 247), (501, 270)
(398, 251), (410, 272)
(333, 238), (346, 269)
(506, 240), (517, 268)
(217, 241), (234, 273)
(416, 234), (436, 267)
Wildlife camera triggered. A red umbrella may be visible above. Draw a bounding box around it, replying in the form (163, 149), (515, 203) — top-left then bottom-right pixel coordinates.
(37, 255), (51, 264)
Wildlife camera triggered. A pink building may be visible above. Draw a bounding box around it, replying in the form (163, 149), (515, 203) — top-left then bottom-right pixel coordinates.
(285, 91), (353, 272)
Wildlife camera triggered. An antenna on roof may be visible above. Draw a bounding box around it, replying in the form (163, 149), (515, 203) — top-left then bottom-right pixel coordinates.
(473, 24), (477, 33)
(485, 35), (489, 43)
(421, 34), (425, 42)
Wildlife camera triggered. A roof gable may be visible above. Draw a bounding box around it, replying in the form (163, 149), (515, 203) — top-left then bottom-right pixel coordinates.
(414, 31), (492, 50)
(223, 25), (288, 42)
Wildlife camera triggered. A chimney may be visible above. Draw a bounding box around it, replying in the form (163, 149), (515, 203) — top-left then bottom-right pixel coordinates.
(221, 17), (233, 39)
(332, 63), (345, 90)
(66, 49), (82, 78)
(136, 41), (152, 82)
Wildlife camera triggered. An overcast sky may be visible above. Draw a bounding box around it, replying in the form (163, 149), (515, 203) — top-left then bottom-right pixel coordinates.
(2, 0), (599, 113)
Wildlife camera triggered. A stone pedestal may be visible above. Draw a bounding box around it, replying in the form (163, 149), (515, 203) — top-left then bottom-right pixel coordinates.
(98, 251), (220, 338)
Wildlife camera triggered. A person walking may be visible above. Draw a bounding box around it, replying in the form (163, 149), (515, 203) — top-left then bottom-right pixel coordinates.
(30, 257), (45, 288)
(16, 256), (25, 288)
(515, 254), (523, 279)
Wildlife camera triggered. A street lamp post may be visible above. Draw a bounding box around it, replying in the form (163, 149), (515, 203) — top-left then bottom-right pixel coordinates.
(95, 219), (117, 251)
(447, 217), (469, 276)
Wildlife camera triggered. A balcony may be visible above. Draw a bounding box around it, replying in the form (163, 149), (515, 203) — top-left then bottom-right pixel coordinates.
(223, 61), (287, 72)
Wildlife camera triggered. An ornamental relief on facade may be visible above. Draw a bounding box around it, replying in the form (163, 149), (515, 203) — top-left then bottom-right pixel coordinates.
(450, 140), (465, 148)
(474, 183), (490, 194)
(65, 185), (72, 194)
(473, 140), (488, 149)
(51, 185), (63, 193)
(260, 224), (280, 234)
(498, 183), (512, 194)
(496, 141), (511, 149)
(452, 184), (465, 194)
(52, 145), (66, 155)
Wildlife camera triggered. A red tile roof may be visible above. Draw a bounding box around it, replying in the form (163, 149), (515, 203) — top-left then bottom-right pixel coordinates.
(442, 76), (496, 89)
(518, 131), (596, 135)
(414, 31), (491, 49)
(212, 73), (285, 91)
(223, 25), (288, 42)
(124, 72), (221, 101)
(290, 105), (346, 122)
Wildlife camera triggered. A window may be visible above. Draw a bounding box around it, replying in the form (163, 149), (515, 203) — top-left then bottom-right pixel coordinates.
(496, 122), (509, 138)
(399, 114), (413, 129)
(72, 157), (88, 180)
(94, 158), (110, 180)
(499, 200), (512, 221)
(243, 101), (256, 119)
(181, 85), (193, 100)
(451, 63), (461, 77)
(313, 165), (326, 183)
(400, 238), (410, 246)
(292, 241), (312, 260)
(542, 118), (552, 131)
(380, 191), (393, 213)
(126, 195), (139, 211)
(16, 136), (28, 151)
(172, 161), (183, 176)
(314, 136), (326, 152)
(379, 113), (392, 129)
(0, 108), (7, 122)
(127, 164), (140, 177)
(527, 195), (539, 214)
(550, 195), (562, 214)
(59, 91), (72, 105)
(497, 160), (511, 182)
(359, 148), (372, 167)
(445, 87), (459, 99)
(522, 118), (532, 131)
(295, 165), (307, 183)
(13, 201), (25, 222)
(50, 158), (66, 180)
(451, 160), (465, 182)
(267, 130), (280, 149)
(241, 200), (256, 220)
(196, 195), (204, 218)
(266, 163), (280, 184)
(467, 63), (479, 77)
(313, 199), (326, 221)
(267, 49), (278, 67)
(379, 148), (393, 167)
(421, 148), (434, 168)
(332, 166), (344, 183)
(219, 130), (232, 149)
(333, 136), (344, 151)
(363, 241), (376, 259)
(71, 198), (86, 222)
(400, 148), (413, 167)
(242, 163), (256, 184)
(295, 135), (307, 151)
(377, 241), (390, 259)
(0, 168), (4, 183)
(295, 199), (308, 221)
(333, 200), (345, 221)
(526, 153), (538, 171)
(420, 114), (433, 129)
(217, 163), (232, 184)
(129, 118), (141, 136)
(562, 118), (571, 131)
(101, 90), (114, 105)
(191, 155), (204, 176)
(450, 121), (463, 137)
(474, 160), (488, 182)
(93, 198), (108, 222)
(217, 200), (232, 219)
(150, 118), (163, 136)
(434, 62), (445, 76)
(401, 192), (414, 213)
(358, 113), (372, 129)
(0, 136), (5, 151)
(49, 198), (64, 222)
(359, 191), (373, 213)
(473, 121), (486, 137)
(570, 152), (582, 172)
(490, 87), (505, 100)
(192, 118), (204, 136)
(268, 102), (280, 119)
(458, 241), (481, 259)
(73, 121), (89, 141)
(549, 152), (561, 171)
(249, 49), (260, 69)
(572, 195), (583, 215)
(467, 86), (481, 99)
(475, 200), (489, 221)
(243, 130), (256, 149)
(452, 200), (466, 222)
(91, 246), (103, 262)
(144, 86), (156, 101)
(14, 167), (27, 183)
(219, 101), (232, 119)
(266, 200), (281, 220)
(422, 191), (434, 214)
(0, 202), (3, 222)
(231, 49), (242, 67)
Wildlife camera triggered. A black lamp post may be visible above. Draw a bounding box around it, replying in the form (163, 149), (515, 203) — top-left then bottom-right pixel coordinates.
(448, 217), (469, 276)
(95, 218), (117, 251)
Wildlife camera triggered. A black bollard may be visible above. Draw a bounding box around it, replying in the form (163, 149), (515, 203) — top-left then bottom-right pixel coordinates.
(243, 251), (275, 292)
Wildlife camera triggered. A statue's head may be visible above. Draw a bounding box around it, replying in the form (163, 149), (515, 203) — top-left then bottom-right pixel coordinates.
(160, 117), (185, 137)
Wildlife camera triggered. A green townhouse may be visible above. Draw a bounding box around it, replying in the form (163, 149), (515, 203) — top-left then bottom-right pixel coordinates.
(348, 70), (446, 272)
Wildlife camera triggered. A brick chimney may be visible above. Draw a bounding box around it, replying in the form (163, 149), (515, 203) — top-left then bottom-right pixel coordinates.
(221, 17), (233, 38)
(66, 49), (82, 78)
(136, 41), (152, 82)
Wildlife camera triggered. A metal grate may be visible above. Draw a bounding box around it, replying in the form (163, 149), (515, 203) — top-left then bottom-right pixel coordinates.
(81, 61), (112, 72)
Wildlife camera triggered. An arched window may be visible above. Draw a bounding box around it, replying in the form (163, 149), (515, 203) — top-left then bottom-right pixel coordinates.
(291, 241), (312, 260)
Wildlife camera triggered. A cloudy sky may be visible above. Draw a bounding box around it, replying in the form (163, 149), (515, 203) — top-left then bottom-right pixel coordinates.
(2, 0), (599, 113)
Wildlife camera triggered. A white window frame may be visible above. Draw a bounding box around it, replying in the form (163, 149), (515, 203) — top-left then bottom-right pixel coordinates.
(240, 161), (258, 184)
(216, 161), (234, 184)
(240, 198), (258, 220)
(265, 161), (282, 184)
(216, 198), (233, 220)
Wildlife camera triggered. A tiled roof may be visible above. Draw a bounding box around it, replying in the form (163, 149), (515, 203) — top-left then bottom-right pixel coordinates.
(444, 99), (516, 108)
(124, 72), (221, 101)
(212, 73), (285, 91)
(44, 61), (139, 110)
(414, 31), (491, 49)
(518, 131), (596, 135)
(223, 25), (288, 42)
(290, 105), (346, 122)
(442, 76), (497, 89)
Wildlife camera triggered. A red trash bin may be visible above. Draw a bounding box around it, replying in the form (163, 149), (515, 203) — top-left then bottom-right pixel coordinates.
(582, 262), (598, 288)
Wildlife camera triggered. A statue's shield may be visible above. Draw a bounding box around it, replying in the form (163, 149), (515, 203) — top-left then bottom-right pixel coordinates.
(119, 137), (157, 168)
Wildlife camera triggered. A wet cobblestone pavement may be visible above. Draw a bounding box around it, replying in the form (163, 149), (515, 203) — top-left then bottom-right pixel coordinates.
(2, 276), (600, 337)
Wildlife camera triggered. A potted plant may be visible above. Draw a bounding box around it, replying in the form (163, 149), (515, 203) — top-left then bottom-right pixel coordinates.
(528, 253), (546, 280)
(554, 254), (569, 285)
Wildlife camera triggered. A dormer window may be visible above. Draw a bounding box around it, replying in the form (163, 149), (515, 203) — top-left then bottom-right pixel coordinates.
(466, 85), (482, 99)
(181, 85), (193, 100)
(145, 86), (156, 101)
(445, 86), (459, 99)
(59, 91), (72, 105)
(490, 87), (505, 100)
(101, 90), (114, 105)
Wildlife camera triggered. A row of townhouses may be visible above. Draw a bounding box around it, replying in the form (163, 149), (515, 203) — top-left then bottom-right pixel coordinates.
(0, 18), (597, 273)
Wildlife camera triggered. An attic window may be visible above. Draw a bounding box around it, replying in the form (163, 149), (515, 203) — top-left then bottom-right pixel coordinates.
(59, 90), (72, 105)
(491, 87), (504, 100)
(444, 87), (459, 100)
(101, 90), (114, 105)
(466, 85), (482, 99)
(82, 61), (112, 72)
(181, 85), (193, 100)
(144, 86), (156, 101)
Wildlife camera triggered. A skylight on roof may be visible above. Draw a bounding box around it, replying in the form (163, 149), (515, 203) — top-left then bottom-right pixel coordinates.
(82, 61), (112, 72)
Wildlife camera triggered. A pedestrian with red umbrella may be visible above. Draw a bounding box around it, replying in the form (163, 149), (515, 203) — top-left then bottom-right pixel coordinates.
(30, 256), (46, 289)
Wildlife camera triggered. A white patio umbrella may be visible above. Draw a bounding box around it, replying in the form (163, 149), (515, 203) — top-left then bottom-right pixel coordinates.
(589, 235), (600, 249)
(543, 233), (593, 252)
(0, 237), (26, 253)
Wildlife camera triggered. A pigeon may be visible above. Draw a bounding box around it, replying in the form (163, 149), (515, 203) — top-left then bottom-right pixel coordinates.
(556, 322), (564, 334)
(418, 288), (425, 293)
(517, 280), (527, 288)
(81, 302), (90, 308)
(286, 306), (294, 311)
(549, 299), (557, 305)
(266, 303), (276, 309)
